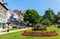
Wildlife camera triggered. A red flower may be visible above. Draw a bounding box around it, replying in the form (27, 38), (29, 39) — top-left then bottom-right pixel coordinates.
(22, 33), (25, 36)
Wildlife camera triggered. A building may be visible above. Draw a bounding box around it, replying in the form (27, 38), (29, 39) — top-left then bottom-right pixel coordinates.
(0, 2), (8, 23)
(0, 0), (9, 29)
(0, 0), (24, 28)
(13, 10), (24, 23)
(0, 0), (4, 3)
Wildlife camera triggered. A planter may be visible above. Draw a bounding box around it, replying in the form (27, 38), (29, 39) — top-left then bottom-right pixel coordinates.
(22, 30), (58, 36)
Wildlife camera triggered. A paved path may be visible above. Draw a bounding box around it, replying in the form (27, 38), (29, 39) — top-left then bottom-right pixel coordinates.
(0, 28), (32, 34)
(0, 28), (7, 32)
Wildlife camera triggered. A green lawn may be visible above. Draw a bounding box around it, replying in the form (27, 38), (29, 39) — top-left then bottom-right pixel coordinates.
(0, 26), (60, 39)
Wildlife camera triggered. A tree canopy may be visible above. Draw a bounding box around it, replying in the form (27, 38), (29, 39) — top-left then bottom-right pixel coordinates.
(43, 8), (55, 24)
(24, 8), (60, 26)
(24, 9), (40, 25)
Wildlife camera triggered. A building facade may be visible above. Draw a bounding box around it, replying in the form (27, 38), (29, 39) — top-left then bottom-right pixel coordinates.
(13, 10), (24, 23)
(0, 2), (8, 23)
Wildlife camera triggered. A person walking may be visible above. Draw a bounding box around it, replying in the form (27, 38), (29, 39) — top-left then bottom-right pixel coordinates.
(6, 19), (11, 32)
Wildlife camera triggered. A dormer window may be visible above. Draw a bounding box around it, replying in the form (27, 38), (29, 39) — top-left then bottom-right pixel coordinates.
(0, 0), (4, 3)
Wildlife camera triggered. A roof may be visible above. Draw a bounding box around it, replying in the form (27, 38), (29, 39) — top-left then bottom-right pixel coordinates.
(13, 10), (23, 15)
(0, 2), (8, 10)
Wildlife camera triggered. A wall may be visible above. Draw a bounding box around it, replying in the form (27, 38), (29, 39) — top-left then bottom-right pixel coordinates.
(0, 4), (8, 23)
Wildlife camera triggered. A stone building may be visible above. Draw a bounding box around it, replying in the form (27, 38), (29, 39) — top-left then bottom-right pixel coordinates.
(0, 0), (9, 29)
(13, 10), (24, 23)
(0, 2), (8, 23)
(0, 0), (24, 28)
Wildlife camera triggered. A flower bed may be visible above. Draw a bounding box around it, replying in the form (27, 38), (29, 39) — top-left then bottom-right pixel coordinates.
(22, 30), (58, 36)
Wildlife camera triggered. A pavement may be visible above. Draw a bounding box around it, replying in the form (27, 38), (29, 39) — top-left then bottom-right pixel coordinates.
(0, 28), (7, 32)
(0, 27), (32, 34)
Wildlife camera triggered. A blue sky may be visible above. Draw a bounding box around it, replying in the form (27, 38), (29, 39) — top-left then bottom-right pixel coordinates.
(5, 0), (60, 16)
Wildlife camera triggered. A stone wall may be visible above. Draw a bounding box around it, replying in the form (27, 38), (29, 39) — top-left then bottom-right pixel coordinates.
(0, 4), (8, 23)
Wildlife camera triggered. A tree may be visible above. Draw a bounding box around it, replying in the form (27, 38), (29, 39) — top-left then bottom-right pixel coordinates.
(57, 12), (60, 19)
(57, 12), (60, 24)
(24, 9), (40, 26)
(43, 8), (55, 24)
(41, 19), (51, 26)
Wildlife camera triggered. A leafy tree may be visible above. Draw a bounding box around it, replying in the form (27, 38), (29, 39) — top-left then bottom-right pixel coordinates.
(57, 12), (60, 24)
(41, 19), (51, 26)
(24, 9), (40, 26)
(43, 8), (55, 24)
(57, 12), (60, 19)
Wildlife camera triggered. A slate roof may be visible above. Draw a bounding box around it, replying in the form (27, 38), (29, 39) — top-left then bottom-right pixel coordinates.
(0, 2), (8, 10)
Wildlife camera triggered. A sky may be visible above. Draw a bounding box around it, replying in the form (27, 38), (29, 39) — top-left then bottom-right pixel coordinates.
(5, 0), (60, 16)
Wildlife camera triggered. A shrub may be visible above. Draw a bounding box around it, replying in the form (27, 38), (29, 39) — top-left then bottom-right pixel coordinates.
(22, 30), (58, 36)
(33, 24), (46, 31)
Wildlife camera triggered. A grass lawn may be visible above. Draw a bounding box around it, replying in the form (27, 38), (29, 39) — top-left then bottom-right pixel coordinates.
(0, 26), (60, 39)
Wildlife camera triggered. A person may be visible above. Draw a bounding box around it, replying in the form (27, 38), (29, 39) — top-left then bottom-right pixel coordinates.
(6, 19), (11, 32)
